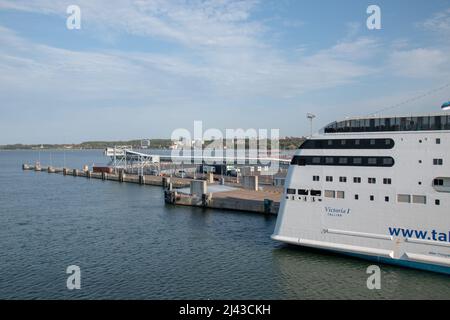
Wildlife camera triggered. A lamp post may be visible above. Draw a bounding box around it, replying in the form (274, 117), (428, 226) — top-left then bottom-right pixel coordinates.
(307, 113), (316, 137)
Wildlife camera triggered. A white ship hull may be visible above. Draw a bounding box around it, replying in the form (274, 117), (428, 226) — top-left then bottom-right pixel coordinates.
(272, 114), (450, 275)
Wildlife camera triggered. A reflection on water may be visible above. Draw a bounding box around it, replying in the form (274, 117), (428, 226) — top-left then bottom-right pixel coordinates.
(272, 245), (450, 299)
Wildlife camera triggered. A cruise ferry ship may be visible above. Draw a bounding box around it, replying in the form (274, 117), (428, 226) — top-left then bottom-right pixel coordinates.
(272, 104), (450, 274)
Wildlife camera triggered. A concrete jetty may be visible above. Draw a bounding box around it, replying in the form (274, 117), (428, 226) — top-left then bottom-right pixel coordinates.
(22, 163), (283, 215)
(164, 188), (280, 215)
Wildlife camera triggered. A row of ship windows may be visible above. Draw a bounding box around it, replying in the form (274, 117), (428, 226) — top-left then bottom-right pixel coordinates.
(299, 138), (394, 149)
(310, 177), (447, 188)
(313, 175), (391, 184)
(291, 156), (395, 167)
(324, 115), (450, 133)
(286, 189), (441, 205)
(300, 138), (443, 150)
(291, 156), (444, 167)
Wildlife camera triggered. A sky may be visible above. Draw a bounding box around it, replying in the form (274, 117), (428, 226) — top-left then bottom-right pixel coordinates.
(0, 0), (449, 144)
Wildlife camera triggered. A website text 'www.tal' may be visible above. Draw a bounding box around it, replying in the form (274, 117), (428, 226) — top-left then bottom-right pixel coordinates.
(388, 227), (450, 243)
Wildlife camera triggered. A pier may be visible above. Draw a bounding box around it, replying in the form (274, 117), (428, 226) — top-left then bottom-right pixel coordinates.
(22, 163), (283, 215)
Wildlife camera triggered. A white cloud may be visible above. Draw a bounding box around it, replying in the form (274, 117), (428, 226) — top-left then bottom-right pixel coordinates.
(388, 48), (450, 78)
(0, 9), (377, 107)
(0, 2), (445, 103)
(322, 37), (381, 60)
(0, 0), (263, 48)
(420, 8), (450, 34)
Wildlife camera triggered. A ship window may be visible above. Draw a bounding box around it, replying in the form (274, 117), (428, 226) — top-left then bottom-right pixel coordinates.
(339, 176), (347, 183)
(336, 191), (345, 199)
(370, 139), (376, 145)
(297, 157), (306, 166)
(430, 116), (437, 130)
(355, 139), (360, 145)
(313, 175), (320, 182)
(370, 195), (375, 201)
(326, 176), (333, 182)
(385, 196), (390, 202)
(341, 140), (346, 145)
(290, 157), (304, 166)
(434, 179), (444, 186)
(311, 190), (322, 197)
(353, 177), (361, 183)
(385, 139), (391, 145)
(286, 189), (296, 195)
(324, 190), (335, 198)
(325, 157), (334, 164)
(398, 194), (411, 203)
(298, 189), (309, 196)
(413, 195), (427, 204)
(327, 140), (333, 146)
(353, 158), (363, 165)
(433, 159), (443, 165)
(435, 199), (440, 205)
(436, 138), (441, 144)
(383, 158), (394, 165)
(368, 158), (377, 165)
(383, 178), (392, 185)
(443, 115), (450, 130)
(312, 157), (321, 164)
(355, 194), (359, 200)
(421, 117), (430, 130)
(368, 178), (376, 184)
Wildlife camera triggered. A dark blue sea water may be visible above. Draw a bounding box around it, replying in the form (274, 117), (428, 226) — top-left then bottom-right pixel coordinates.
(0, 150), (448, 299)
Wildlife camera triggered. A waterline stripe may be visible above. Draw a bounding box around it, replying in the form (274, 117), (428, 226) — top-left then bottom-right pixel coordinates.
(405, 252), (450, 267)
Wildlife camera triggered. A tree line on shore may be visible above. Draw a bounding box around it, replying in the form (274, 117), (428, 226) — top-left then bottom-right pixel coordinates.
(0, 137), (305, 151)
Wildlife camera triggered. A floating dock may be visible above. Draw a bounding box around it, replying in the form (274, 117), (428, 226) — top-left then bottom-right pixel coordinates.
(22, 164), (282, 215)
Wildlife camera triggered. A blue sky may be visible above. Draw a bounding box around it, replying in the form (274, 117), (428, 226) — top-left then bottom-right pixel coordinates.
(0, 0), (449, 144)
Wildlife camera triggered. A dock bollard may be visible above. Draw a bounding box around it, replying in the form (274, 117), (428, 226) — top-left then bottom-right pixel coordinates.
(139, 175), (145, 185)
(264, 199), (273, 215)
(202, 193), (212, 206)
(119, 170), (125, 183)
(164, 190), (177, 204)
(162, 177), (171, 188)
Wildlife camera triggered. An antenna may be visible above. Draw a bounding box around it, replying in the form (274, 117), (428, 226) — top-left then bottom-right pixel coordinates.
(307, 113), (316, 137)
